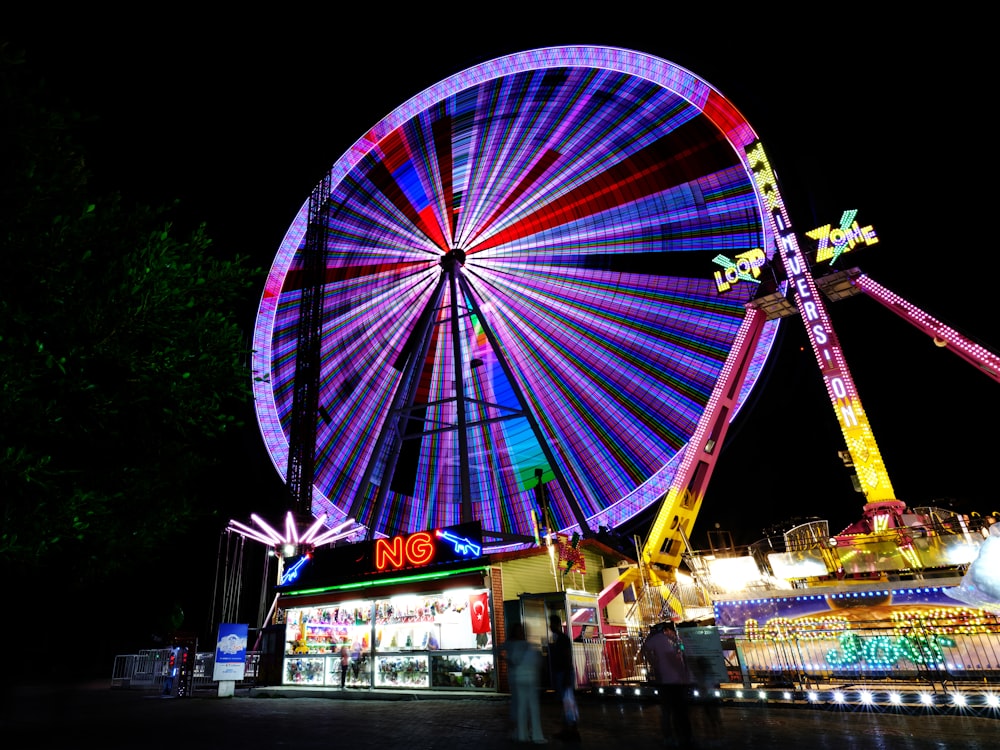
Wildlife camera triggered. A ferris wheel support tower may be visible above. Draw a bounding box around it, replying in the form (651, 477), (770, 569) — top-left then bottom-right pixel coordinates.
(284, 174), (332, 519)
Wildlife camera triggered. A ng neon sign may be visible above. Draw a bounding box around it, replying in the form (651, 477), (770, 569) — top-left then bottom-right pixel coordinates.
(375, 531), (435, 572)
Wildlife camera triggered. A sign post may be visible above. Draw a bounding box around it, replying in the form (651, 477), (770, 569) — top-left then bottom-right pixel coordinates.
(212, 623), (248, 698)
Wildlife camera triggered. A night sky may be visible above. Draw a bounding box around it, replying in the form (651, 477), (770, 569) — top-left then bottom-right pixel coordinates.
(9, 12), (996, 553)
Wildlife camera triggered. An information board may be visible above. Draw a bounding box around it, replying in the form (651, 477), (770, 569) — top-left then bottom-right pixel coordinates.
(212, 623), (248, 682)
(678, 625), (728, 688)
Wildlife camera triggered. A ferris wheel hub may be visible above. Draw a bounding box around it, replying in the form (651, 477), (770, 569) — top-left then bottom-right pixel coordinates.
(442, 247), (466, 270)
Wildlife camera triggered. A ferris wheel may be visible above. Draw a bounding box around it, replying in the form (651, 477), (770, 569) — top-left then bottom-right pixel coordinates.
(250, 46), (783, 550)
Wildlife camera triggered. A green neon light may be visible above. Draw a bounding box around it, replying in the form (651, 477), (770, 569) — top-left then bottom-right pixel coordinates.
(280, 565), (487, 597)
(825, 631), (956, 669)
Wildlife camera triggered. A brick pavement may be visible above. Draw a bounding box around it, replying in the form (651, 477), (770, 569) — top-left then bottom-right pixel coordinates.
(2, 681), (997, 750)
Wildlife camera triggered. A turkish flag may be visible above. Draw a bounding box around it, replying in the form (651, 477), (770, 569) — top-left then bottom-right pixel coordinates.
(469, 592), (491, 634)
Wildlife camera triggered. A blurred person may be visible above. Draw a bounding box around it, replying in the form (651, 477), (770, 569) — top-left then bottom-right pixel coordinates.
(641, 621), (696, 749)
(339, 644), (350, 689)
(549, 614), (580, 741)
(690, 652), (723, 743)
(351, 639), (362, 682)
(503, 623), (547, 744)
(161, 645), (182, 697)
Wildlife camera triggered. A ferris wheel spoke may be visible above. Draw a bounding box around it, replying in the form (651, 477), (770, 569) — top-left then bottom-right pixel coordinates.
(466, 118), (737, 256)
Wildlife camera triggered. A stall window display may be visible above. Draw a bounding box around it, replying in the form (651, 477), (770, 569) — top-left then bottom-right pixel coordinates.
(284, 599), (373, 687)
(431, 654), (495, 688)
(326, 652), (371, 688)
(375, 654), (429, 687)
(282, 587), (494, 690)
(285, 656), (325, 685)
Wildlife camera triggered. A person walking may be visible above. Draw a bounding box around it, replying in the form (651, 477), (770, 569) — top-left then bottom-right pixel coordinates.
(503, 623), (547, 744)
(339, 644), (350, 689)
(549, 614), (580, 741)
(641, 621), (696, 749)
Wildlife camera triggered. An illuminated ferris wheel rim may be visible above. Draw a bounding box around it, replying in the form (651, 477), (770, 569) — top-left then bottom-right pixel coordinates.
(338, 46), (756, 195)
(251, 45), (780, 542)
(255, 45), (763, 318)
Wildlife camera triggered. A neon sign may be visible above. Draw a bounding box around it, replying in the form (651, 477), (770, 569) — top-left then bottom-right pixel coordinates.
(276, 521), (485, 588)
(279, 554), (311, 586)
(436, 529), (482, 557)
(712, 248), (766, 292)
(805, 209), (878, 265)
(372, 524), (485, 573)
(722, 588), (997, 672)
(375, 531), (435, 572)
(825, 631), (955, 669)
(745, 615), (956, 669)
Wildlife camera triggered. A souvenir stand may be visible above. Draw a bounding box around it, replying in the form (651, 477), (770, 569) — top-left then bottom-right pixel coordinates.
(276, 522), (497, 692)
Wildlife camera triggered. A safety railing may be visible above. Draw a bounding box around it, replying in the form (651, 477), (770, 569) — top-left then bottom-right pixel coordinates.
(111, 649), (260, 693)
(111, 648), (174, 691)
(731, 620), (1000, 691)
(583, 623), (1000, 694)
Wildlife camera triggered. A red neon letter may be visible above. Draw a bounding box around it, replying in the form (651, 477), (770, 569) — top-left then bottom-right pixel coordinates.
(406, 532), (435, 566)
(375, 537), (404, 571)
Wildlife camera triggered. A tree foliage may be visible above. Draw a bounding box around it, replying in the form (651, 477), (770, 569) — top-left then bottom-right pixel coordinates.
(0, 42), (262, 590)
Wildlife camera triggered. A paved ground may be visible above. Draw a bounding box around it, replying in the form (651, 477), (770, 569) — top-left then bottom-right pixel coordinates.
(1, 681), (996, 750)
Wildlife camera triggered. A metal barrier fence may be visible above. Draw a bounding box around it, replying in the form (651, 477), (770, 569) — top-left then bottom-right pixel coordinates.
(576, 634), (646, 688)
(732, 621), (1000, 691)
(113, 628), (999, 696)
(584, 625), (1000, 693)
(111, 648), (174, 691)
(111, 649), (260, 693)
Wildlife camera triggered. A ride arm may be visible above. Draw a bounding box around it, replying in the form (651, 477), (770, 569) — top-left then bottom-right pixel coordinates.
(838, 269), (1000, 384)
(642, 306), (769, 578)
(598, 306), (769, 610)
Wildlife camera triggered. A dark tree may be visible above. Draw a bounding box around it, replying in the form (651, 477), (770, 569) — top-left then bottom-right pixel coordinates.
(0, 42), (262, 673)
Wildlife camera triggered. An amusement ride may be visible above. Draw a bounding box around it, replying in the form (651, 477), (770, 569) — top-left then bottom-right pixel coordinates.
(217, 46), (999, 704)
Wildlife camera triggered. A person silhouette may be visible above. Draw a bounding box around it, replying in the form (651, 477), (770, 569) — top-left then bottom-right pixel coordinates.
(339, 644), (350, 689)
(549, 614), (579, 740)
(504, 623), (547, 744)
(641, 621), (696, 749)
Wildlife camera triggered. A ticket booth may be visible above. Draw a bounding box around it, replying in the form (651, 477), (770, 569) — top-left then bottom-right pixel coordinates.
(506, 590), (603, 690)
